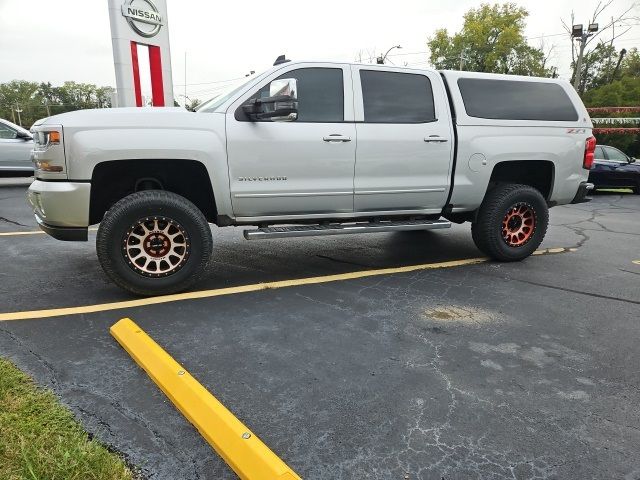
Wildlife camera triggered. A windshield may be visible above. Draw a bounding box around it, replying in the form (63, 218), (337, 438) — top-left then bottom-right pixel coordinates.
(196, 75), (260, 113)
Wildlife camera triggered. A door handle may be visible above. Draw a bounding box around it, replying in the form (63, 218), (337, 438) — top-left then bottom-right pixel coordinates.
(424, 136), (448, 143)
(323, 134), (351, 142)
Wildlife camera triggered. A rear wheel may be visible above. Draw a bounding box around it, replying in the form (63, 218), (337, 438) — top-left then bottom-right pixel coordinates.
(97, 190), (213, 296)
(471, 184), (548, 261)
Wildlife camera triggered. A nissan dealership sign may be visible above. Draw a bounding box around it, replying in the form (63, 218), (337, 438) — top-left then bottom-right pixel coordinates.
(121, 0), (164, 38)
(108, 0), (173, 108)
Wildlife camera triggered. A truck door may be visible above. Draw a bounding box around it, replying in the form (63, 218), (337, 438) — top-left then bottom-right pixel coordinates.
(226, 64), (356, 219)
(351, 66), (454, 213)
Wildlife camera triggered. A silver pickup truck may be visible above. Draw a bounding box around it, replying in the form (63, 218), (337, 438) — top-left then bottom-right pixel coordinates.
(28, 61), (594, 295)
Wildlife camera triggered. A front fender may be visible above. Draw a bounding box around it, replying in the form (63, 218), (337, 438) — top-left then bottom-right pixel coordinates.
(63, 113), (233, 217)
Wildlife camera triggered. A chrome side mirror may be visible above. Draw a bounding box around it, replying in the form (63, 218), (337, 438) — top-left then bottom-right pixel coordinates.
(242, 78), (298, 122)
(269, 78), (297, 99)
(266, 78), (298, 122)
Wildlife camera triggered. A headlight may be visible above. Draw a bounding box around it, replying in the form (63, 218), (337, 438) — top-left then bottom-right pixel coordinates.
(31, 125), (65, 175)
(34, 130), (60, 147)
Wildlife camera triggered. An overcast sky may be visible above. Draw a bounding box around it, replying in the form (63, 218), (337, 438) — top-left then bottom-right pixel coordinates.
(1, 0), (638, 102)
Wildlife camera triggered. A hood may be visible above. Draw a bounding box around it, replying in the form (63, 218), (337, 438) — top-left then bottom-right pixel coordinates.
(35, 107), (218, 129)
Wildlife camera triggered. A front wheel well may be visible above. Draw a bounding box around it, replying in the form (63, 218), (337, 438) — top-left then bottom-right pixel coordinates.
(89, 159), (217, 224)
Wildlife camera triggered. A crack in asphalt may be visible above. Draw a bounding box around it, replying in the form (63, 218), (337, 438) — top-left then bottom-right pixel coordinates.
(552, 196), (640, 253)
(0, 326), (60, 388)
(0, 216), (27, 227)
(292, 271), (596, 479)
(619, 268), (640, 277)
(316, 254), (376, 268)
(478, 274), (640, 306)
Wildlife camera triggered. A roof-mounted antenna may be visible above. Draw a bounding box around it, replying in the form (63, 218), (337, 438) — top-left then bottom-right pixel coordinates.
(273, 55), (290, 66)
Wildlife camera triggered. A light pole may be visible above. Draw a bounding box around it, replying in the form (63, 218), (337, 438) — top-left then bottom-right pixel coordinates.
(15, 103), (23, 127)
(459, 47), (469, 71)
(377, 45), (401, 64)
(572, 22), (598, 91)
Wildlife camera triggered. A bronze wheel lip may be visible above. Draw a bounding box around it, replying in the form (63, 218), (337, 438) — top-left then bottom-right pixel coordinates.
(122, 216), (191, 278)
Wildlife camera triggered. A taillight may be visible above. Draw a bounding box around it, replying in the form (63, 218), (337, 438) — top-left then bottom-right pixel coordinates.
(583, 136), (596, 170)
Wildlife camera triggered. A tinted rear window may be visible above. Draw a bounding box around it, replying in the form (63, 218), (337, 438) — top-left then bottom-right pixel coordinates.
(457, 78), (578, 121)
(360, 70), (435, 123)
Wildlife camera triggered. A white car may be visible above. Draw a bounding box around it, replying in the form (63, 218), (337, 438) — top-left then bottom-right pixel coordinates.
(0, 118), (34, 173)
(28, 61), (594, 295)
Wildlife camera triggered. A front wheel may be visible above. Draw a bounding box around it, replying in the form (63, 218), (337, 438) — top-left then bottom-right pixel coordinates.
(97, 190), (213, 296)
(471, 184), (549, 261)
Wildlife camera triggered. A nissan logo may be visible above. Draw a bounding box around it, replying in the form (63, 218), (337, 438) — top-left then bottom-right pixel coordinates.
(121, 0), (164, 38)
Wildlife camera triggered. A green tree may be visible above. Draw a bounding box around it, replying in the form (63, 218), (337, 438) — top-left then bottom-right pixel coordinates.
(0, 80), (42, 126)
(620, 48), (640, 79)
(583, 76), (640, 107)
(53, 82), (112, 110)
(0, 81), (112, 127)
(571, 42), (618, 93)
(583, 76), (640, 157)
(428, 3), (552, 76)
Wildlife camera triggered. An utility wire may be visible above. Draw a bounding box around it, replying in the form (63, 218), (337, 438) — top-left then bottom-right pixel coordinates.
(173, 76), (247, 87)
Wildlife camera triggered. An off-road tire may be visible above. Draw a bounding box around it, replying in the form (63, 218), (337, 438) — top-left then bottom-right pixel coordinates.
(97, 190), (213, 296)
(471, 183), (548, 262)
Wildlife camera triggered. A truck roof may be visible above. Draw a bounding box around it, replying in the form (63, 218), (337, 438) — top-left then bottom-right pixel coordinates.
(273, 60), (571, 85)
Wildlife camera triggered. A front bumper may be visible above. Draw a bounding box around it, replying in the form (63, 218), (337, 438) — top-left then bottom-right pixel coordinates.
(35, 214), (88, 241)
(571, 182), (594, 204)
(27, 180), (90, 241)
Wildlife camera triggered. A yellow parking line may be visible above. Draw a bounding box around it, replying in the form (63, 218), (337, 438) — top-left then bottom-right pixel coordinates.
(0, 247), (575, 322)
(0, 230), (45, 236)
(0, 227), (98, 237)
(111, 318), (301, 480)
(0, 257), (487, 321)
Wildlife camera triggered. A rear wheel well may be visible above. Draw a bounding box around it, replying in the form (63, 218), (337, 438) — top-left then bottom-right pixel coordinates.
(89, 159), (217, 225)
(445, 160), (555, 224)
(488, 160), (554, 200)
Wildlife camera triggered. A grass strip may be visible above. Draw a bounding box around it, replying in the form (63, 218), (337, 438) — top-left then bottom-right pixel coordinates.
(0, 357), (135, 480)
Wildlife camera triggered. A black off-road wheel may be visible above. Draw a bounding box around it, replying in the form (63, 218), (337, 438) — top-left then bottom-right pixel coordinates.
(97, 190), (213, 296)
(471, 184), (548, 261)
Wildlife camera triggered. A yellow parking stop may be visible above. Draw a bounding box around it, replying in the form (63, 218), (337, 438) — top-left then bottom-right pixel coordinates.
(110, 318), (301, 480)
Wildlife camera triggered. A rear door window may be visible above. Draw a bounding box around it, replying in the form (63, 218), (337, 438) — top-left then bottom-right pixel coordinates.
(360, 70), (436, 123)
(457, 78), (578, 121)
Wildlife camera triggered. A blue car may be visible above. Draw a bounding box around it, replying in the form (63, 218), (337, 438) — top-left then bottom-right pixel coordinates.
(589, 145), (640, 194)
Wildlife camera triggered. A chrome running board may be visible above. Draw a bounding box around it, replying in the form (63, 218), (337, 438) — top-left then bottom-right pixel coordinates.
(244, 219), (451, 240)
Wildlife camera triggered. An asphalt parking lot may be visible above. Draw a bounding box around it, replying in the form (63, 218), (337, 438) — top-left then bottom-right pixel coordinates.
(1, 176), (639, 479)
